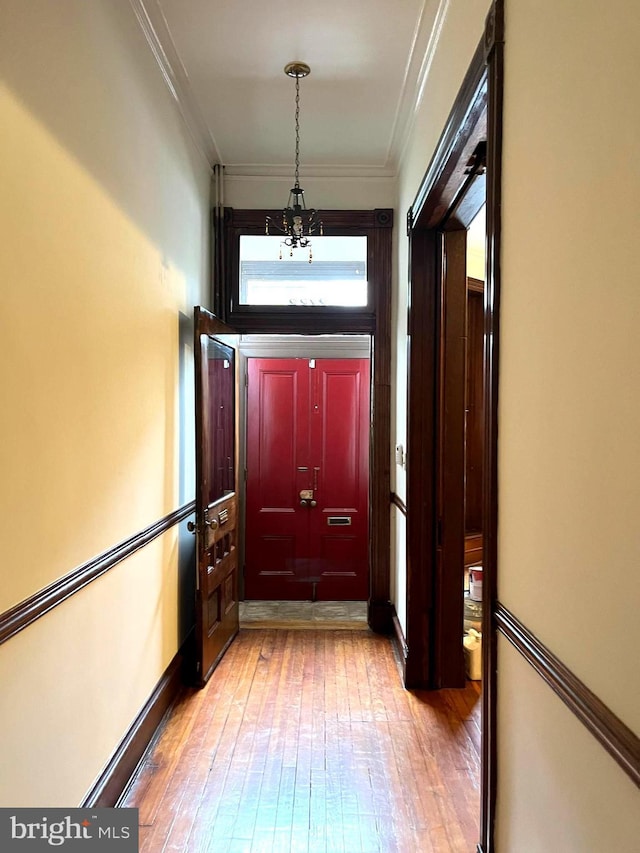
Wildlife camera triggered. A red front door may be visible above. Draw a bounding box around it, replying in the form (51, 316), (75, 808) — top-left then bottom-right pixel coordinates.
(245, 357), (370, 600)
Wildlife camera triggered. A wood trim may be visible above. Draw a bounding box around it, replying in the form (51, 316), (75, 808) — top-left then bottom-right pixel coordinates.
(368, 214), (394, 635)
(468, 276), (485, 294)
(391, 609), (409, 682)
(81, 637), (189, 807)
(217, 209), (393, 635)
(433, 228), (467, 689)
(410, 39), (487, 230)
(225, 208), (392, 230)
(390, 492), (407, 516)
(481, 2), (504, 850)
(221, 207), (391, 335)
(405, 228), (438, 687)
(405, 41), (488, 691)
(496, 603), (640, 789)
(0, 501), (196, 646)
(465, 532), (483, 567)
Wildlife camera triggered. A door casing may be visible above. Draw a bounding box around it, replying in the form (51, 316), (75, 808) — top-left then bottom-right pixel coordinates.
(216, 209), (393, 633)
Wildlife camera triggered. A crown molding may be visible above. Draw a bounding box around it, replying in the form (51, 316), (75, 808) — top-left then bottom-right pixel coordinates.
(128, 0), (220, 170)
(224, 164), (397, 180)
(388, 0), (451, 172)
(128, 0), (452, 179)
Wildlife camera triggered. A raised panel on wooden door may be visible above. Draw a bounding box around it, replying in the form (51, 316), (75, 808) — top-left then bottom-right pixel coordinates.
(310, 359), (370, 600)
(208, 356), (234, 501)
(245, 359), (311, 598)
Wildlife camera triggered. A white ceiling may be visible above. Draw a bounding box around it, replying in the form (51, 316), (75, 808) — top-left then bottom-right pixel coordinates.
(132, 0), (448, 176)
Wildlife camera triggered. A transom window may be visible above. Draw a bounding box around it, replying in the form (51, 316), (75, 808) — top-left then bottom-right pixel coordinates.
(239, 235), (368, 307)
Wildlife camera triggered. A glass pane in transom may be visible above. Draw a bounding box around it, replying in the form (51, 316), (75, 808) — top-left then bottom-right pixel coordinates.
(239, 235), (368, 307)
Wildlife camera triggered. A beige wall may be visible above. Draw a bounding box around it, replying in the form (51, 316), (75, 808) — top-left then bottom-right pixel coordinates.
(497, 638), (640, 852)
(0, 0), (210, 805)
(498, 0), (640, 846)
(224, 174), (396, 211)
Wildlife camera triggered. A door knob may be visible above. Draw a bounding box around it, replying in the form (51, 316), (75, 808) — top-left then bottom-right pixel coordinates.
(309, 500), (317, 507)
(300, 499), (309, 507)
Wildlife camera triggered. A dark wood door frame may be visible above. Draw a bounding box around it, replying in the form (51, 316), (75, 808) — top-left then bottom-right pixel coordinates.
(434, 227), (468, 688)
(215, 209), (394, 634)
(405, 38), (487, 687)
(405, 3), (503, 852)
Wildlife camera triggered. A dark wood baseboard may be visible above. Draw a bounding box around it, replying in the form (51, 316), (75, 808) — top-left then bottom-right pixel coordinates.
(390, 491), (407, 516)
(81, 636), (190, 807)
(496, 602), (640, 788)
(391, 610), (408, 683)
(368, 598), (394, 634)
(0, 501), (196, 646)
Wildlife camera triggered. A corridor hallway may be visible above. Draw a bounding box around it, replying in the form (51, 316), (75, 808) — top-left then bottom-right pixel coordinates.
(123, 629), (481, 852)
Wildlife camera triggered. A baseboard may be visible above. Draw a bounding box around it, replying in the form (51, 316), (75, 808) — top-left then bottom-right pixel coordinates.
(81, 636), (190, 807)
(390, 609), (408, 683)
(390, 491), (407, 516)
(368, 598), (394, 634)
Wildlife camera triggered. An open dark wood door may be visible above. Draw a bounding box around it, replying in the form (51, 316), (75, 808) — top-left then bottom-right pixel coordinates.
(193, 306), (239, 686)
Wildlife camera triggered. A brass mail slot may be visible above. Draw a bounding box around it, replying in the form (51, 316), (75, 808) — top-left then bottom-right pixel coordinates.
(327, 516), (352, 526)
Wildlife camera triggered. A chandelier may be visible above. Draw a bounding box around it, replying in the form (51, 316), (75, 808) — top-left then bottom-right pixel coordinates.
(266, 62), (323, 261)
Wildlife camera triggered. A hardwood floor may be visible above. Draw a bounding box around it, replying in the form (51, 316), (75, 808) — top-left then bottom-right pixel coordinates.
(123, 630), (481, 852)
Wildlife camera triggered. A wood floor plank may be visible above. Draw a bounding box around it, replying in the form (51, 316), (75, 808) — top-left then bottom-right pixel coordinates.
(126, 629), (481, 852)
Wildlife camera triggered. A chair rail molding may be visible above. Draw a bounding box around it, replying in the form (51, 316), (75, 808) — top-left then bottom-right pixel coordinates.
(496, 602), (640, 789)
(0, 501), (196, 646)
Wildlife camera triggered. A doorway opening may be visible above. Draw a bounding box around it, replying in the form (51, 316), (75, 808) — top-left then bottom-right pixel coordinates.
(238, 335), (371, 629)
(216, 207), (393, 634)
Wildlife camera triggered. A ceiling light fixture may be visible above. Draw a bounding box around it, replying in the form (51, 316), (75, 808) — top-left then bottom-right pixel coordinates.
(266, 62), (323, 262)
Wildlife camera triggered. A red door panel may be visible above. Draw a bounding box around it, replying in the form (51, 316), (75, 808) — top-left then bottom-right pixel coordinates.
(244, 359), (311, 598)
(310, 360), (370, 599)
(245, 357), (370, 601)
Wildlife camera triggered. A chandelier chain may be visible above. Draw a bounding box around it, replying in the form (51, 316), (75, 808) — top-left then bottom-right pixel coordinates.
(294, 74), (300, 189)
(265, 61), (322, 257)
